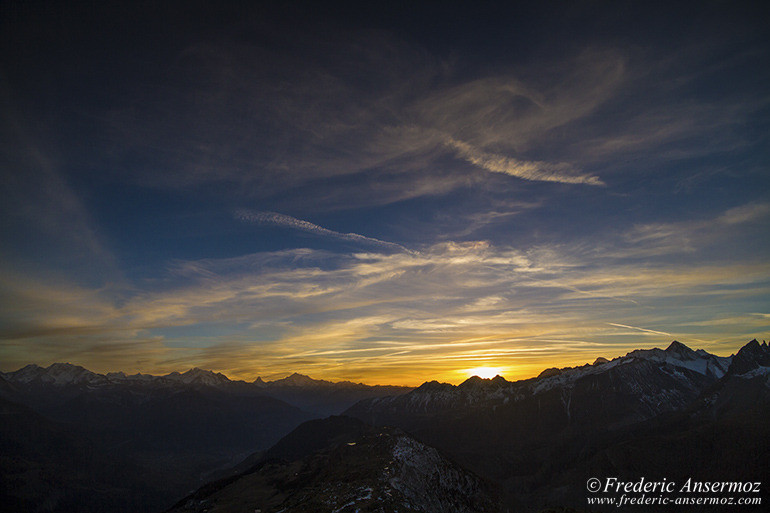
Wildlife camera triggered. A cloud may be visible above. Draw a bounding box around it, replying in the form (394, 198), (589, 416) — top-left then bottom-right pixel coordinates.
(718, 202), (770, 225)
(446, 137), (604, 185)
(102, 34), (625, 209)
(606, 323), (672, 337)
(617, 201), (770, 257)
(0, 82), (118, 282)
(2, 199), (767, 383)
(2, 231), (768, 383)
(413, 50), (626, 152)
(234, 209), (415, 254)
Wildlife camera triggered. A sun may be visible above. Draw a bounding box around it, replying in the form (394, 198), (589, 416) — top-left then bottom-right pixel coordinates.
(466, 367), (503, 379)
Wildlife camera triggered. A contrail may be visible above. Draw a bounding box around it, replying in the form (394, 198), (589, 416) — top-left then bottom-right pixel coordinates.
(235, 209), (414, 254)
(607, 323), (672, 336)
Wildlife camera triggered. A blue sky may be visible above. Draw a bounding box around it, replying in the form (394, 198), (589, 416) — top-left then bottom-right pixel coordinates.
(1, 1), (768, 384)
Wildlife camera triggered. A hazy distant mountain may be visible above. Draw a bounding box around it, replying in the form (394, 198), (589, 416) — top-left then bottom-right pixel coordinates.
(6, 362), (110, 386)
(163, 368), (233, 386)
(252, 372), (412, 415)
(0, 364), (412, 416)
(1, 364), (315, 451)
(0, 364), (412, 512)
(169, 416), (502, 513)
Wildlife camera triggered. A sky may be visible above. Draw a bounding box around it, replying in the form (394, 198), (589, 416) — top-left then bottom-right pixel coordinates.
(1, 1), (769, 385)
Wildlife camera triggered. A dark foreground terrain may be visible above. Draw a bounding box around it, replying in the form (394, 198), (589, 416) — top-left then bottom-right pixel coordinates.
(175, 339), (770, 513)
(346, 340), (770, 511)
(169, 416), (501, 513)
(2, 340), (768, 512)
(0, 367), (409, 512)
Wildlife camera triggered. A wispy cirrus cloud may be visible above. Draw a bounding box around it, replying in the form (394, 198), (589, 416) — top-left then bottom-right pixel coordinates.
(3, 227), (768, 384)
(616, 201), (770, 257)
(718, 202), (770, 225)
(1, 83), (119, 282)
(234, 209), (415, 254)
(446, 137), (604, 186)
(103, 35), (625, 208)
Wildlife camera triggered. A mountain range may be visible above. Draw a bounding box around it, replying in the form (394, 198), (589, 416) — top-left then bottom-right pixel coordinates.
(2, 339), (768, 512)
(2, 364), (409, 401)
(0, 365), (410, 512)
(345, 340), (770, 511)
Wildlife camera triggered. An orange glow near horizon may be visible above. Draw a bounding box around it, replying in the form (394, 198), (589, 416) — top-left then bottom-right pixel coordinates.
(464, 366), (504, 379)
(2, 339), (752, 389)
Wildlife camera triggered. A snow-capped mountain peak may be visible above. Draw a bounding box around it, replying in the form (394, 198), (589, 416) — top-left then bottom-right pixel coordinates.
(626, 342), (731, 379)
(5, 363), (108, 386)
(349, 340), (755, 422)
(268, 372), (328, 387)
(46, 363), (104, 385)
(665, 340), (697, 359)
(164, 367), (231, 386)
(6, 364), (46, 383)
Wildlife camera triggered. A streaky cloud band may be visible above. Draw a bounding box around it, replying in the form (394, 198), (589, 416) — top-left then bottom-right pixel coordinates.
(234, 209), (415, 254)
(607, 323), (672, 336)
(446, 137), (604, 186)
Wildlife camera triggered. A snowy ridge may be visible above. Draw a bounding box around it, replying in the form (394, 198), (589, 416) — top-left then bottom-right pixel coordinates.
(2, 363), (410, 397)
(5, 363), (109, 386)
(530, 358), (624, 395)
(512, 341), (732, 397)
(533, 341), (731, 395)
(164, 368), (231, 386)
(736, 366), (770, 382)
(625, 341), (731, 379)
(3, 363), (234, 388)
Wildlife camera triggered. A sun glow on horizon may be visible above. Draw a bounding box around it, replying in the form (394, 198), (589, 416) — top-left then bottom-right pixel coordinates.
(465, 366), (504, 379)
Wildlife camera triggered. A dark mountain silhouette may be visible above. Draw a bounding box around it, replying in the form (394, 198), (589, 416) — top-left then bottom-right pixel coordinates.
(0, 365), (409, 513)
(347, 340), (731, 441)
(252, 372), (412, 415)
(726, 338), (770, 376)
(2, 340), (767, 512)
(345, 340), (769, 511)
(1, 364), (412, 416)
(168, 416), (502, 513)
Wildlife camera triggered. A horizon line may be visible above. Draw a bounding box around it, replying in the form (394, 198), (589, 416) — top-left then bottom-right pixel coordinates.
(4, 338), (764, 388)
